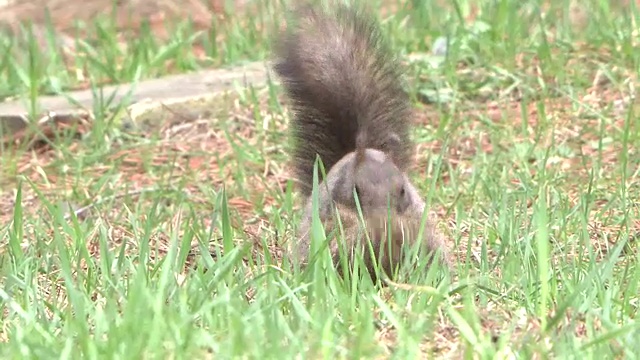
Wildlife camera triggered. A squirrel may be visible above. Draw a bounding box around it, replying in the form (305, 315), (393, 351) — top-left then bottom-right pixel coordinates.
(273, 2), (452, 280)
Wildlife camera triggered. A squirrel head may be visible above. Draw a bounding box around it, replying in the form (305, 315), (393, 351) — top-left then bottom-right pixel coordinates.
(350, 133), (412, 214)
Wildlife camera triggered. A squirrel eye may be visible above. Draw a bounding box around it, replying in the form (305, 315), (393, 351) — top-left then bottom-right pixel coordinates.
(399, 185), (406, 197)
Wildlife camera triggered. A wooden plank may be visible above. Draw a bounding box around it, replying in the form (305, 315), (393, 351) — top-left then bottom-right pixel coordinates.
(0, 61), (271, 136)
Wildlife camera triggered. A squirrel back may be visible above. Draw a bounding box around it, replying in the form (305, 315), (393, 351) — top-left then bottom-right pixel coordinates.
(273, 2), (414, 196)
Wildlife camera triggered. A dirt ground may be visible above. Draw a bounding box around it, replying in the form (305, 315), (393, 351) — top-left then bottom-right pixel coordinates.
(0, 0), (250, 34)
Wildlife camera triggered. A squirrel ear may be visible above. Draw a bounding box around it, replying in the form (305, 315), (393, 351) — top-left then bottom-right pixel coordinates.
(385, 132), (402, 159)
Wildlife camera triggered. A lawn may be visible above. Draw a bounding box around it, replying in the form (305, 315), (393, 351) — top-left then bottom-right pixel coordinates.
(0, 0), (639, 358)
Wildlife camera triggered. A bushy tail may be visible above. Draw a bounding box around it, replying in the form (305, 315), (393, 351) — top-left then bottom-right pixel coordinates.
(273, 2), (414, 196)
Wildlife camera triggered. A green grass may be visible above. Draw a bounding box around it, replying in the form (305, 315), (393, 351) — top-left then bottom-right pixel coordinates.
(1, 0), (639, 358)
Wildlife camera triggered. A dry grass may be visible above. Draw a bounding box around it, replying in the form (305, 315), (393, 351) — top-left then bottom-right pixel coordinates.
(1, 0), (639, 358)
